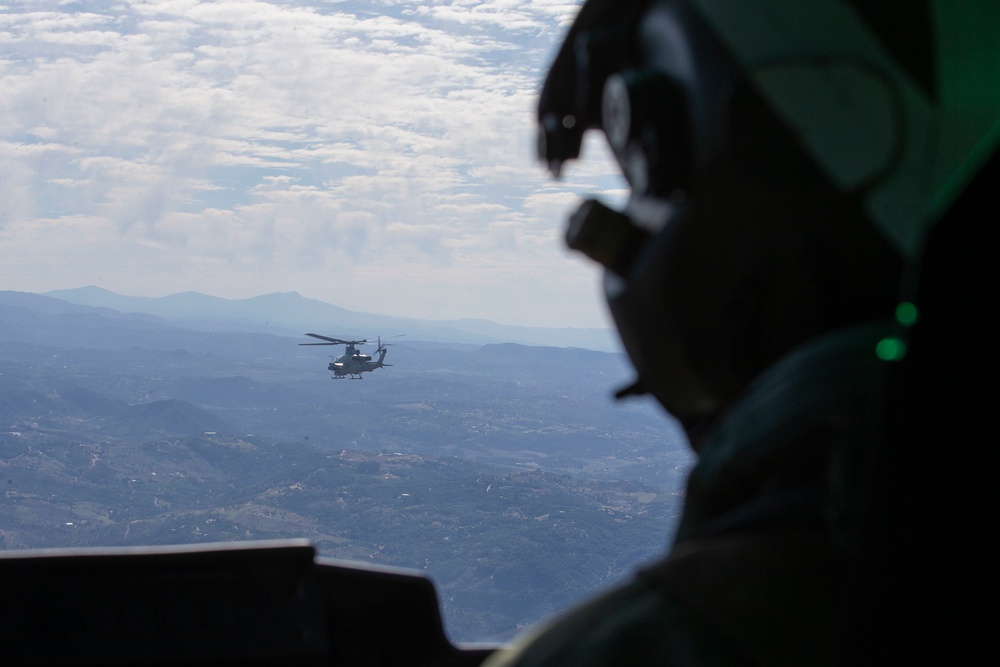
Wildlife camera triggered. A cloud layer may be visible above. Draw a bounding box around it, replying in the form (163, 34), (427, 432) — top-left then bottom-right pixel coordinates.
(1, 0), (626, 328)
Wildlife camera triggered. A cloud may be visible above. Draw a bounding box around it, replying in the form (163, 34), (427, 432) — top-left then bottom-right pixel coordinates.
(0, 0), (620, 329)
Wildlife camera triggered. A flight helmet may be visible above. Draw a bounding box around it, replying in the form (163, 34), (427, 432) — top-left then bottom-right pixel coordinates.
(538, 0), (1000, 431)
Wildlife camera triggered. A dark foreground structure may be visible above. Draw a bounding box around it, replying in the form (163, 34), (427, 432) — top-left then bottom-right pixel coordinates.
(1, 540), (495, 666)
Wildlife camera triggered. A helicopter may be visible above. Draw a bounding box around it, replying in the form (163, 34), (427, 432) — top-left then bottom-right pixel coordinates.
(300, 333), (403, 378)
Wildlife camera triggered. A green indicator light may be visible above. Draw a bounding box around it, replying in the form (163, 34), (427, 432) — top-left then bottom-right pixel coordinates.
(876, 337), (908, 361)
(895, 301), (919, 326)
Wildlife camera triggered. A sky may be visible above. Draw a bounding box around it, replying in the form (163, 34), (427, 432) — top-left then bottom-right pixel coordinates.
(0, 0), (628, 330)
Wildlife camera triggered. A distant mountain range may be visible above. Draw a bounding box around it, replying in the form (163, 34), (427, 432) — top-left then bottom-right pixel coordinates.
(0, 287), (688, 643)
(36, 287), (621, 352)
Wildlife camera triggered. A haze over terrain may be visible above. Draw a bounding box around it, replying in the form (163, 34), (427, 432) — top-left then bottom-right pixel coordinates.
(41, 286), (623, 352)
(0, 289), (691, 643)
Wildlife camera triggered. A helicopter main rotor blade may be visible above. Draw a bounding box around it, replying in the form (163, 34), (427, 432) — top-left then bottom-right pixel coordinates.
(301, 333), (370, 346)
(303, 333), (347, 343)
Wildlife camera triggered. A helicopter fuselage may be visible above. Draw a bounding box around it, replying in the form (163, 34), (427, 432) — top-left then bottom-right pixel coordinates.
(301, 334), (399, 379)
(330, 350), (380, 378)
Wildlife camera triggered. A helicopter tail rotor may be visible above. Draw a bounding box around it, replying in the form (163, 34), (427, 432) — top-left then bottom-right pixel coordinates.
(375, 334), (405, 352)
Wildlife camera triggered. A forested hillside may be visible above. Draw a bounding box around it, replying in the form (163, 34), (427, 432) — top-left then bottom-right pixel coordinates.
(0, 427), (680, 641)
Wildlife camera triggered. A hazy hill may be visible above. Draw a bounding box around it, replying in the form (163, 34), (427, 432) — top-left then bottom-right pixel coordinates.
(39, 287), (621, 352)
(0, 295), (275, 355)
(0, 387), (235, 438)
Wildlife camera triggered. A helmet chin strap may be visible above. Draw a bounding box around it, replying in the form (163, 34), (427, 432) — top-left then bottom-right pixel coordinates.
(691, 0), (1000, 261)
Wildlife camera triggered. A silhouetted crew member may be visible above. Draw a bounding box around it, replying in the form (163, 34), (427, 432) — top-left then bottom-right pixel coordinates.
(484, 0), (1000, 664)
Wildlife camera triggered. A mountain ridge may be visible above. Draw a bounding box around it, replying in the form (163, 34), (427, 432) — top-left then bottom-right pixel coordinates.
(39, 287), (621, 352)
